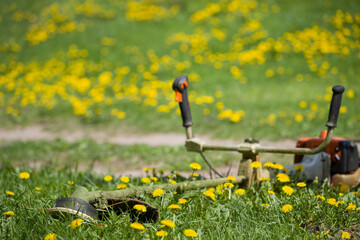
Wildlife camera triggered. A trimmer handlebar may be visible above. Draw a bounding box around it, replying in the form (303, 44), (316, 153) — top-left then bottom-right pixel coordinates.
(173, 75), (345, 156)
(172, 75), (193, 128)
(326, 85), (345, 128)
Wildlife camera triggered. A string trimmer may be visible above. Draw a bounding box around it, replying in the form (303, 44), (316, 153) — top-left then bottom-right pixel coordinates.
(49, 176), (245, 222)
(172, 75), (347, 186)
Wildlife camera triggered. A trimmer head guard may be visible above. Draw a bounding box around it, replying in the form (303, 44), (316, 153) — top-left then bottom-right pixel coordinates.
(48, 197), (160, 223)
(48, 197), (98, 221)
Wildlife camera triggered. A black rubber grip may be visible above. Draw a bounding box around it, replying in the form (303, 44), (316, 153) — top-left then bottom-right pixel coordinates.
(172, 75), (192, 127)
(326, 85), (345, 128)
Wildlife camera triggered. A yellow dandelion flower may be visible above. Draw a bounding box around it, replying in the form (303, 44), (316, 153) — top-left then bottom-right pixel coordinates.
(281, 204), (293, 213)
(347, 90), (355, 99)
(179, 198), (188, 204)
(35, 187), (41, 191)
(339, 183), (350, 193)
(44, 233), (57, 240)
(226, 176), (236, 182)
(120, 176), (130, 183)
(297, 182), (306, 188)
(3, 211), (14, 216)
(268, 190), (275, 195)
(19, 172), (30, 179)
(261, 203), (270, 207)
(104, 175), (113, 182)
(294, 165), (304, 172)
(263, 162), (275, 168)
(6, 191), (14, 196)
(315, 195), (325, 200)
(273, 163), (284, 170)
(156, 230), (168, 237)
(184, 229), (197, 238)
(277, 173), (290, 183)
(259, 177), (271, 181)
(339, 193), (344, 197)
(282, 186), (294, 196)
(152, 189), (164, 197)
(168, 204), (181, 210)
(133, 204), (147, 212)
(161, 219), (175, 228)
(190, 173), (199, 177)
(224, 182), (234, 189)
(341, 231), (351, 239)
(70, 219), (84, 229)
(116, 183), (127, 189)
(141, 177), (151, 184)
(143, 168), (150, 172)
(327, 198), (337, 206)
(235, 188), (245, 195)
(150, 177), (158, 182)
(203, 190), (216, 200)
(346, 203), (356, 211)
(352, 192), (359, 195)
(67, 181), (74, 185)
(130, 222), (145, 230)
(250, 161), (262, 168)
(189, 163), (201, 170)
(170, 180), (177, 184)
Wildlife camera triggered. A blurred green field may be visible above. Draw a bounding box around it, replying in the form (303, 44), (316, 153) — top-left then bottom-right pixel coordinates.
(0, 0), (359, 140)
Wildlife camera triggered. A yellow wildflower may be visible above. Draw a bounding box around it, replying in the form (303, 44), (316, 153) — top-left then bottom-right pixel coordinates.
(277, 173), (290, 183)
(297, 182), (306, 188)
(263, 162), (275, 168)
(44, 233), (57, 240)
(224, 182), (234, 189)
(250, 161), (262, 168)
(133, 204), (147, 212)
(273, 163), (284, 170)
(179, 198), (188, 204)
(130, 222), (145, 230)
(168, 204), (181, 210)
(150, 177), (158, 182)
(184, 229), (197, 238)
(268, 190), (275, 195)
(143, 168), (150, 172)
(3, 211), (14, 216)
(235, 188), (245, 195)
(281, 204), (293, 213)
(170, 180), (177, 184)
(104, 175), (113, 182)
(156, 230), (168, 236)
(152, 189), (164, 197)
(189, 163), (201, 170)
(141, 177), (151, 184)
(70, 219), (84, 229)
(67, 181), (74, 185)
(282, 186), (294, 196)
(226, 176), (236, 182)
(161, 219), (175, 228)
(19, 172), (30, 180)
(6, 191), (14, 196)
(341, 231), (351, 239)
(327, 198), (337, 206)
(120, 176), (130, 183)
(190, 173), (199, 177)
(294, 165), (304, 172)
(259, 177), (271, 181)
(315, 195), (325, 200)
(346, 203), (356, 211)
(35, 187), (41, 191)
(116, 184), (127, 189)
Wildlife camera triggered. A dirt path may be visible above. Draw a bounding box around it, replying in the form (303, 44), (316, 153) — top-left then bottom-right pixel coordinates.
(0, 124), (298, 148)
(1, 125), (359, 178)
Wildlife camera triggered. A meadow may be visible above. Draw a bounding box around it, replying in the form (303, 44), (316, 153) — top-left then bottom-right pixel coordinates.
(1, 0), (360, 239)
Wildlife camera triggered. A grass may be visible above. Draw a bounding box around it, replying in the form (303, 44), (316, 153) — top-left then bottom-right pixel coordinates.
(2, 165), (360, 239)
(0, 0), (359, 140)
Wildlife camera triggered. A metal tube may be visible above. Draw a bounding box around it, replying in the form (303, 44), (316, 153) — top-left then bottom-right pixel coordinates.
(202, 127), (335, 155)
(185, 126), (194, 139)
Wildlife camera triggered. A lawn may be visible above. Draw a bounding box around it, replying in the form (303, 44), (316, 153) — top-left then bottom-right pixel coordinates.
(0, 0), (359, 139)
(1, 0), (360, 239)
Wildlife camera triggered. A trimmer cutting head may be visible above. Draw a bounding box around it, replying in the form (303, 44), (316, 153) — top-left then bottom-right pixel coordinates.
(48, 197), (98, 221)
